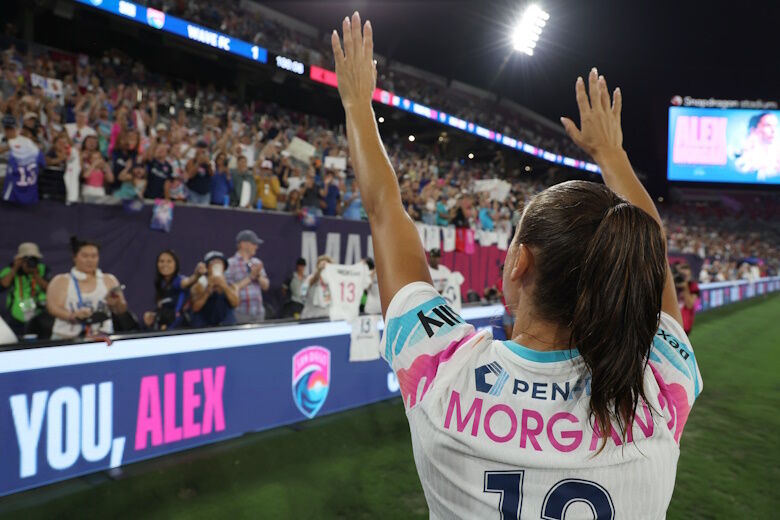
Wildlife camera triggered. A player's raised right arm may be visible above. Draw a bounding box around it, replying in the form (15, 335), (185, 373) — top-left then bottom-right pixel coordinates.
(560, 68), (683, 329)
(332, 12), (432, 317)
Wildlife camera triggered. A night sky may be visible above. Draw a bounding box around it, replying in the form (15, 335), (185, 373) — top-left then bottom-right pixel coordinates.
(264, 0), (780, 179)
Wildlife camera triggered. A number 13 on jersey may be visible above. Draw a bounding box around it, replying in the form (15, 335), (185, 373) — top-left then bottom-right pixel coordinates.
(339, 281), (356, 303)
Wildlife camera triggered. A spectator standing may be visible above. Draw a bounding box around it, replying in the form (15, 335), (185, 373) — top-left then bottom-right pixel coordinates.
(143, 250), (203, 330)
(341, 180), (364, 220)
(80, 150), (114, 203)
(144, 142), (173, 199)
(65, 111), (96, 149)
(211, 151), (232, 205)
(285, 189), (302, 213)
(320, 170), (341, 216)
(300, 174), (322, 215)
(40, 132), (69, 201)
(190, 250), (239, 327)
(427, 248), (452, 293)
(225, 230), (270, 323)
(231, 155), (257, 208)
(0, 243), (52, 337)
(47, 237), (127, 339)
(436, 194), (450, 226)
(280, 257), (307, 318)
(255, 159), (281, 209)
(301, 255), (333, 319)
(110, 130), (139, 194)
(478, 196), (495, 231)
(186, 142), (213, 204)
(114, 160), (147, 200)
(2, 114), (45, 205)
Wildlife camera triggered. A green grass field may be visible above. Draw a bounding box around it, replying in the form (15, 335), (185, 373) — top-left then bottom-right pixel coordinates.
(2, 294), (779, 519)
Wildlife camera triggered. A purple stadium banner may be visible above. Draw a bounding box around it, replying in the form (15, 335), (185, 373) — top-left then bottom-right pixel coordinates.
(0, 202), (505, 316)
(0, 201), (372, 314)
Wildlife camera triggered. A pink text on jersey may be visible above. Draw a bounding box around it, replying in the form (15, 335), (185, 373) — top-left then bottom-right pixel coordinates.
(443, 390), (658, 453)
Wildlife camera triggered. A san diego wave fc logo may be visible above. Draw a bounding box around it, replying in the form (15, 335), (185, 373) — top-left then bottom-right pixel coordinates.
(146, 7), (166, 29)
(292, 346), (331, 419)
(475, 361), (510, 396)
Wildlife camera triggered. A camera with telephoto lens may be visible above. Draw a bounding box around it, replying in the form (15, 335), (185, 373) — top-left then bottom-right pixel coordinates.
(24, 256), (39, 269)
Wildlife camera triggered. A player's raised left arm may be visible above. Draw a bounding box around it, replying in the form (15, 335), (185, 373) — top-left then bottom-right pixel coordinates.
(332, 12), (431, 317)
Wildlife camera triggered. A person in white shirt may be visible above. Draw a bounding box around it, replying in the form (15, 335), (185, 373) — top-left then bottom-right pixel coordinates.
(428, 248), (465, 310)
(301, 255), (333, 319)
(332, 17), (700, 519)
(47, 237), (127, 340)
(427, 248), (451, 293)
(65, 111), (96, 149)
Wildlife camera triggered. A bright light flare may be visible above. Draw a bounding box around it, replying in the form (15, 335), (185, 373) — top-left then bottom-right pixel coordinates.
(512, 4), (549, 55)
(408, 135), (415, 142)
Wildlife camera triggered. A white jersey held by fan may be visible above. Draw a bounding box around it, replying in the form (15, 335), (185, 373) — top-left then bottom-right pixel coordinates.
(322, 262), (371, 321)
(381, 282), (702, 520)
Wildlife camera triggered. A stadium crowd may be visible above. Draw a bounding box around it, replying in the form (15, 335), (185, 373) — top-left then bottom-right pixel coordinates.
(139, 0), (585, 160)
(1, 33), (778, 344)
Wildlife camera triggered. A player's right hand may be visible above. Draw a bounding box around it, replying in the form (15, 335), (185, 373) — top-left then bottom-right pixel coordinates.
(331, 11), (376, 111)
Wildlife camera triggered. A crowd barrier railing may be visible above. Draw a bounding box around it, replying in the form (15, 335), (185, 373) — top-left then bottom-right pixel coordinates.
(696, 276), (780, 312)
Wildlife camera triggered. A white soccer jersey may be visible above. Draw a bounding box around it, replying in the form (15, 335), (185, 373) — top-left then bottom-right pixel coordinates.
(349, 314), (381, 362)
(322, 263), (371, 321)
(381, 282), (702, 520)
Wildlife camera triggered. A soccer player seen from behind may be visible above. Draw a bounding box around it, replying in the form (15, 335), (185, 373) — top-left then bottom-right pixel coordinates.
(332, 13), (701, 519)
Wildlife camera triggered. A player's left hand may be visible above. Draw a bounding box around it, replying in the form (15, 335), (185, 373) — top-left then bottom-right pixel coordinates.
(560, 68), (623, 161)
(331, 11), (376, 110)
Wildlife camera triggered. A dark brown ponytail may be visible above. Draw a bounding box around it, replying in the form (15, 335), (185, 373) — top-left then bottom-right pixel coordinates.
(516, 181), (667, 446)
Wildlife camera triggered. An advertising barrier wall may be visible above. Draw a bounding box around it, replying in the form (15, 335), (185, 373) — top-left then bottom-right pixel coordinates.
(696, 276), (780, 311)
(0, 305), (504, 497)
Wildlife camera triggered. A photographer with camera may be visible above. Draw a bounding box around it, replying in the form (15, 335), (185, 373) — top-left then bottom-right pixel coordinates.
(47, 237), (128, 340)
(673, 261), (700, 335)
(0, 243), (52, 338)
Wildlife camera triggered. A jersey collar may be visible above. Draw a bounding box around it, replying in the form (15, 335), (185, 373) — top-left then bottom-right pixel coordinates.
(502, 340), (580, 363)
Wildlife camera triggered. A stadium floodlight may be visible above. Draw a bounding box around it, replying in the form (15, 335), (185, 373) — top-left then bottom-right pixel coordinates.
(408, 135), (416, 142)
(512, 4), (549, 55)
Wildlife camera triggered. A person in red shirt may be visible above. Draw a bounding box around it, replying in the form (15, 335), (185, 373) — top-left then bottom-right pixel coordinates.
(674, 262), (700, 334)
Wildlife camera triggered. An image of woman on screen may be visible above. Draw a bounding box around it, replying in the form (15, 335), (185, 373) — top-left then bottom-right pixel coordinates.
(734, 112), (780, 180)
